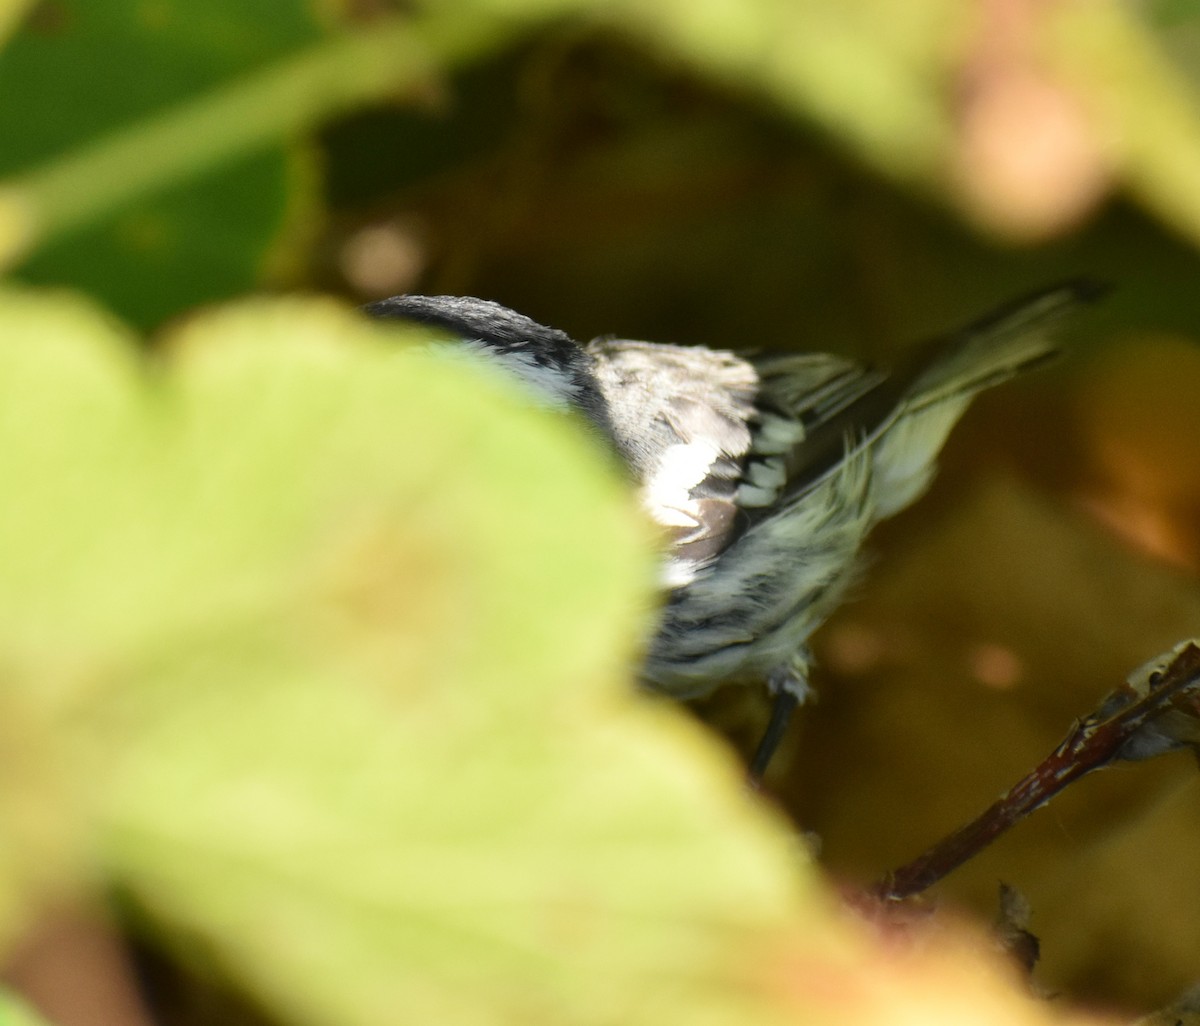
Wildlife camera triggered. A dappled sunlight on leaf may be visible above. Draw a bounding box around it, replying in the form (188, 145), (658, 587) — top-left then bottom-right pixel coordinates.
(0, 989), (60, 1026)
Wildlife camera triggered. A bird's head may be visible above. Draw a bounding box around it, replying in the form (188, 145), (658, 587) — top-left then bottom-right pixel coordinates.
(365, 295), (612, 435)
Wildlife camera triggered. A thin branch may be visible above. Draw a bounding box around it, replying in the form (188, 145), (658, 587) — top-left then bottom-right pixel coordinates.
(874, 641), (1200, 901)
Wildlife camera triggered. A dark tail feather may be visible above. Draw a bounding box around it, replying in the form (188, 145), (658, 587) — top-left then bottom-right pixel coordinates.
(905, 278), (1109, 409)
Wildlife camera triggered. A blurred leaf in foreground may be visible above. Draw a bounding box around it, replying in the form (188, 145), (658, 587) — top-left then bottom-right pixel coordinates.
(104, 298), (819, 1025)
(0, 991), (56, 1026)
(0, 0), (325, 328)
(0, 287), (1129, 1026)
(0, 287), (829, 1025)
(586, 0), (1200, 245)
(0, 0), (33, 47)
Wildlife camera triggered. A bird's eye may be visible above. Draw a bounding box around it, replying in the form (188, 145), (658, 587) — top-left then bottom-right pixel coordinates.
(1148, 670), (1164, 687)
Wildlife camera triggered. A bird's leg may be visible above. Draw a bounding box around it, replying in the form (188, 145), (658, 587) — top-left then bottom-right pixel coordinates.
(749, 691), (797, 783)
(749, 659), (811, 783)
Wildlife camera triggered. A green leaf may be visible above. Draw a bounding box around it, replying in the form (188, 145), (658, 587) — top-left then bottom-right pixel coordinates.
(1046, 2), (1200, 249)
(1147, 0), (1200, 25)
(0, 992), (57, 1026)
(0, 287), (824, 1026)
(0, 287), (145, 952)
(603, 0), (958, 185)
(0, 0), (325, 327)
(0, 0), (35, 47)
(97, 299), (810, 1026)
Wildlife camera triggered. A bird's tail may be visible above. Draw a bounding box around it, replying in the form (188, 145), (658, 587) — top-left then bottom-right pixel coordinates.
(871, 279), (1106, 518)
(904, 278), (1107, 411)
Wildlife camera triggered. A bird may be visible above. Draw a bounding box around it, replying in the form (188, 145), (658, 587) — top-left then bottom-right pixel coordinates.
(364, 282), (1103, 780)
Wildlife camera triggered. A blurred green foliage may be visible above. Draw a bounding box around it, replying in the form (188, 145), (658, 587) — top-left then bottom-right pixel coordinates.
(5, 1), (1200, 1024)
(0, 287), (831, 1025)
(0, 0), (324, 327)
(0, 992), (53, 1026)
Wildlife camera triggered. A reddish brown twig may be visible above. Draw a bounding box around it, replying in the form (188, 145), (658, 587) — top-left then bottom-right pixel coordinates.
(874, 642), (1200, 902)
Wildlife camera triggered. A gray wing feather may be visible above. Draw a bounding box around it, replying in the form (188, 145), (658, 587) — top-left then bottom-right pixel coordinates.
(590, 279), (1096, 587)
(753, 280), (1095, 520)
(589, 339), (862, 585)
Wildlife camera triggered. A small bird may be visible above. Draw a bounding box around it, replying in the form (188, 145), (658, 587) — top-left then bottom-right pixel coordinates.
(366, 283), (1102, 779)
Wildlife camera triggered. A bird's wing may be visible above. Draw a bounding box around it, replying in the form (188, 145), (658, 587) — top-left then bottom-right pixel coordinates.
(588, 281), (1096, 586)
(738, 353), (888, 514)
(751, 280), (1098, 521)
(588, 338), (869, 585)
